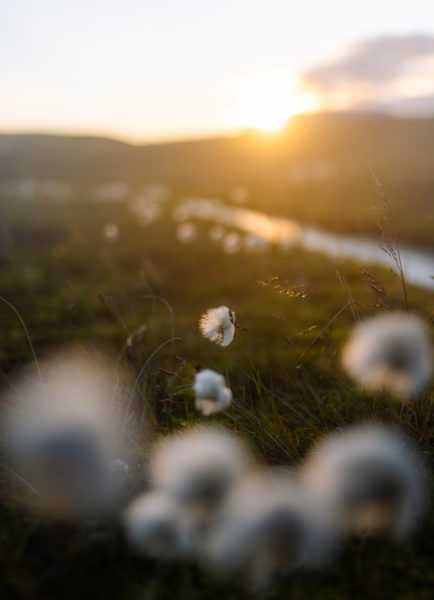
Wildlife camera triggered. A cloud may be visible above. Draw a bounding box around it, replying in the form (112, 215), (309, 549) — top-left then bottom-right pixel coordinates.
(354, 93), (434, 117)
(302, 34), (434, 91)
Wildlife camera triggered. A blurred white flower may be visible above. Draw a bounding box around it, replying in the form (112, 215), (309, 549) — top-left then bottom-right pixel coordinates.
(176, 222), (197, 243)
(149, 426), (250, 511)
(199, 306), (235, 347)
(193, 369), (232, 416)
(103, 223), (120, 242)
(342, 312), (432, 398)
(123, 491), (193, 559)
(207, 469), (334, 590)
(129, 196), (163, 225)
(301, 424), (426, 540)
(222, 231), (241, 254)
(0, 350), (136, 518)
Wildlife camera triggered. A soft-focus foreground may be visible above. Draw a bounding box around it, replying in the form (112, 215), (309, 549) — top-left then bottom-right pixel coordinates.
(0, 128), (433, 600)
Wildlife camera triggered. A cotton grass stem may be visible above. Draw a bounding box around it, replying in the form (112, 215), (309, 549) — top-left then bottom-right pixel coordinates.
(297, 301), (362, 366)
(125, 336), (183, 424)
(0, 461), (39, 496)
(143, 295), (175, 340)
(0, 296), (42, 384)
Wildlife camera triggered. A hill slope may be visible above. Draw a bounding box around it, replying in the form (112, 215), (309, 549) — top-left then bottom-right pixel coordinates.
(1, 113), (433, 245)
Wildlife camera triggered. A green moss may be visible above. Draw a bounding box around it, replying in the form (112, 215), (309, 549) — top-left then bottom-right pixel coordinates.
(0, 200), (432, 599)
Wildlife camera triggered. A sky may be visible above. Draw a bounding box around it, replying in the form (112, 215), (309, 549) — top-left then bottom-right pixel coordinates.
(1, 1), (434, 142)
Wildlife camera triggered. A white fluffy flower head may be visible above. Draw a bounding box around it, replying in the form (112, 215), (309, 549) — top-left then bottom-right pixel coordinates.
(193, 369), (232, 416)
(342, 312), (432, 398)
(123, 491), (193, 559)
(148, 426), (249, 509)
(0, 350), (136, 518)
(207, 469), (335, 590)
(301, 424), (426, 540)
(199, 306), (235, 347)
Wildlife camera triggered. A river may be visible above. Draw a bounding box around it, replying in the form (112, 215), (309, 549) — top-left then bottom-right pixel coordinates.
(173, 197), (434, 291)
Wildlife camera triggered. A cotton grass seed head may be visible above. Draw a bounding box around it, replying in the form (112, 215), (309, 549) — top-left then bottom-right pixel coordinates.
(342, 312), (432, 398)
(193, 369), (232, 416)
(199, 306), (235, 347)
(148, 426), (250, 513)
(206, 469), (334, 590)
(123, 491), (194, 559)
(301, 424), (426, 540)
(0, 350), (134, 518)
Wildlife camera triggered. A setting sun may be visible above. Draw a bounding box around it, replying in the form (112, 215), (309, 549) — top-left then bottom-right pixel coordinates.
(222, 70), (319, 133)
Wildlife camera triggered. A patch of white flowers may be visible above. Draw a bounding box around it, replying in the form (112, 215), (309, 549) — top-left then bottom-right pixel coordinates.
(206, 469), (335, 590)
(0, 300), (431, 592)
(148, 426), (249, 509)
(301, 424), (426, 541)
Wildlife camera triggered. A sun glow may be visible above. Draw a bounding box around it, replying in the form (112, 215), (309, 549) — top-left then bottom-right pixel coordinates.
(222, 70), (319, 133)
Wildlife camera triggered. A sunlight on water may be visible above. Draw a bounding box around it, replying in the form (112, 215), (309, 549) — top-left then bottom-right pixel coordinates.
(175, 198), (302, 244)
(173, 197), (434, 290)
(302, 228), (434, 291)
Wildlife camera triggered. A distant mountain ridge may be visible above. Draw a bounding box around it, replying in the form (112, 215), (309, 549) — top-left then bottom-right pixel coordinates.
(1, 113), (433, 246)
(1, 112), (434, 184)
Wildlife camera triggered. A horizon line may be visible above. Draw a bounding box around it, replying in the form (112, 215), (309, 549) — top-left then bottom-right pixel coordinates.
(1, 110), (433, 146)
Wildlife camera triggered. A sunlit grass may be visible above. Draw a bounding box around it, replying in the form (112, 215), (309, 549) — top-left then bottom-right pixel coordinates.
(0, 198), (432, 599)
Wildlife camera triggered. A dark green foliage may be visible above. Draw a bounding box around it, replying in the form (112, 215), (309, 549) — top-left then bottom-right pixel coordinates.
(0, 195), (432, 599)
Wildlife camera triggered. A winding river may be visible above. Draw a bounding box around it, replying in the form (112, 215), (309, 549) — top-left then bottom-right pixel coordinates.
(174, 198), (434, 291)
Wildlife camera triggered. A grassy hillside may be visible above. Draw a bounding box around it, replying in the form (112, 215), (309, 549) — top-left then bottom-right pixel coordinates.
(1, 112), (434, 246)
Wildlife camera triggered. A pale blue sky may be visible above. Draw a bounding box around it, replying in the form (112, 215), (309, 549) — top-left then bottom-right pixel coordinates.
(1, 1), (434, 141)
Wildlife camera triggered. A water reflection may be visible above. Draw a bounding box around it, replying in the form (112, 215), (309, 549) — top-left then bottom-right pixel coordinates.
(244, 233), (270, 253)
(172, 197), (434, 290)
(302, 228), (434, 290)
(176, 197), (302, 244)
